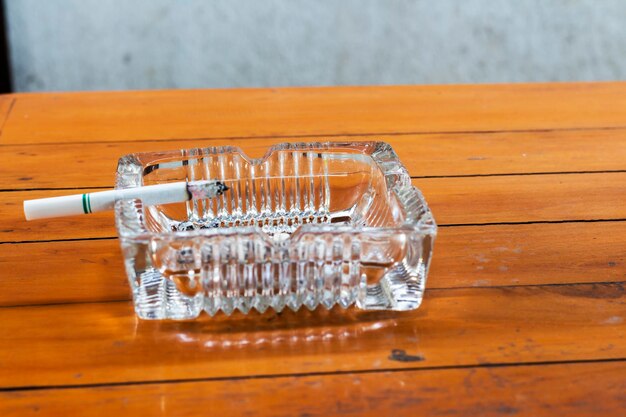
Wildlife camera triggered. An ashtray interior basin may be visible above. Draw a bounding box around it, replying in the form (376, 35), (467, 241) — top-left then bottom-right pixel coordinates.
(115, 142), (436, 319)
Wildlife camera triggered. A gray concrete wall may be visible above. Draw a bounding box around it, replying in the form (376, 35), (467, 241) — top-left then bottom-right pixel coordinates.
(6, 0), (626, 92)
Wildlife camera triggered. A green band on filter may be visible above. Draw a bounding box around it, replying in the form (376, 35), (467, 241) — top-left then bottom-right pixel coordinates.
(87, 193), (92, 214)
(83, 194), (91, 214)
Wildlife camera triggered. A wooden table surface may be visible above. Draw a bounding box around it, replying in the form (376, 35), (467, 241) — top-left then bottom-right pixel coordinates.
(0, 83), (625, 416)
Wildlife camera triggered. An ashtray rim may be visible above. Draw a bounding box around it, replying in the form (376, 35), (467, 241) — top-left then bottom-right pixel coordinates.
(114, 141), (437, 241)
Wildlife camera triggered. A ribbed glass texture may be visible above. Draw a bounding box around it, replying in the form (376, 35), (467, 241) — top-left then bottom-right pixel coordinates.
(115, 142), (436, 319)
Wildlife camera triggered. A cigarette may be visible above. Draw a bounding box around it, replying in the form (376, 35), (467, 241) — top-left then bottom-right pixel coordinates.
(23, 180), (229, 221)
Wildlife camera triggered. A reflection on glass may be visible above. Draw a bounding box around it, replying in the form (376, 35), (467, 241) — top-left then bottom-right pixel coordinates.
(116, 142), (436, 319)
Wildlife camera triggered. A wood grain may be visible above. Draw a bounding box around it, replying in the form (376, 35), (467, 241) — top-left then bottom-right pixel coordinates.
(0, 96), (15, 133)
(0, 238), (128, 306)
(1, 222), (625, 307)
(429, 222), (626, 288)
(4, 173), (626, 243)
(0, 283), (623, 389)
(0, 189), (113, 243)
(2, 361), (624, 417)
(2, 84), (625, 415)
(419, 172), (626, 225)
(3, 128), (626, 190)
(3, 83), (626, 144)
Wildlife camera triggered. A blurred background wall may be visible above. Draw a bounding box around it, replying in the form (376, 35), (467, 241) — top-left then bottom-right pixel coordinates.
(4, 0), (626, 92)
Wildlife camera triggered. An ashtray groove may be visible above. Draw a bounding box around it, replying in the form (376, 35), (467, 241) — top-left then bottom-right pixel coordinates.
(115, 142), (436, 319)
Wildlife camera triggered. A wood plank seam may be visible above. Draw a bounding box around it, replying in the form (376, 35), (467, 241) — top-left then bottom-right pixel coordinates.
(4, 83), (626, 143)
(5, 124), (626, 146)
(0, 298), (130, 310)
(0, 236), (117, 245)
(2, 218), (626, 246)
(2, 356), (625, 393)
(0, 187), (111, 192)
(1, 281), (623, 389)
(0, 280), (623, 310)
(3, 362), (624, 417)
(438, 218), (626, 227)
(2, 221), (623, 307)
(3, 170), (626, 192)
(4, 130), (626, 189)
(1, 85), (624, 415)
(0, 97), (15, 136)
(413, 169), (626, 179)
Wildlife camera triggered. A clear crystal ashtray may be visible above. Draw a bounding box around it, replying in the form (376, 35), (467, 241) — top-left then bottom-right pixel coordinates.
(115, 142), (437, 319)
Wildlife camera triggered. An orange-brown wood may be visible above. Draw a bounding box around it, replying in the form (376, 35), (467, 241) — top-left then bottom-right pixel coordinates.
(0, 238), (128, 306)
(2, 128), (626, 190)
(0, 96), (14, 132)
(0, 189), (113, 242)
(2, 84), (625, 415)
(1, 222), (624, 307)
(3, 83), (626, 144)
(419, 172), (626, 225)
(0, 283), (623, 389)
(3, 173), (626, 243)
(430, 222), (626, 288)
(2, 361), (624, 417)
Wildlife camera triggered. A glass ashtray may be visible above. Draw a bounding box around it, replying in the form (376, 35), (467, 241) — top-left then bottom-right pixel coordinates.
(115, 142), (436, 319)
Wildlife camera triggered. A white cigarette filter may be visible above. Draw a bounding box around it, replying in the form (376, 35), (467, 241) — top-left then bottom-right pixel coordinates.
(23, 180), (228, 221)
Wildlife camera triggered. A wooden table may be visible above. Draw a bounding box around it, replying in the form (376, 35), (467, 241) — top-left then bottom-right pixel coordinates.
(0, 83), (625, 416)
